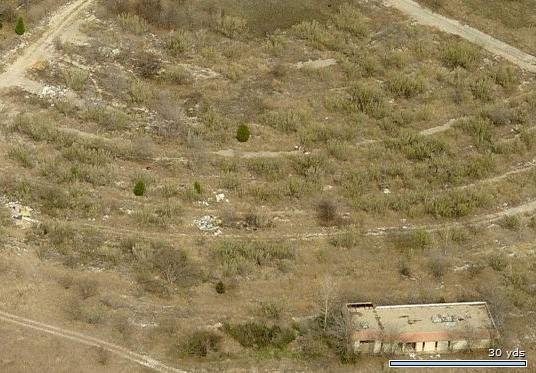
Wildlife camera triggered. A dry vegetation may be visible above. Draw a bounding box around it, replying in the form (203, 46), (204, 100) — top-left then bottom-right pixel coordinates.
(0, 0), (535, 371)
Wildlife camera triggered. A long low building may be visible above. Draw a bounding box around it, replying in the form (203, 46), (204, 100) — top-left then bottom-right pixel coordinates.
(344, 301), (499, 354)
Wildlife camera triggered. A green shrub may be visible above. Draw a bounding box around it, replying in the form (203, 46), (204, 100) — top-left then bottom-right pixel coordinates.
(14, 17), (25, 35)
(133, 180), (146, 196)
(223, 322), (295, 349)
(215, 281), (226, 294)
(236, 123), (251, 142)
(182, 330), (222, 357)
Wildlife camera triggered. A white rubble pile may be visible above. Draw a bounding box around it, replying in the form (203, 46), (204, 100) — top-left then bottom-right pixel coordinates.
(39, 85), (68, 98)
(1, 197), (38, 227)
(194, 215), (222, 236)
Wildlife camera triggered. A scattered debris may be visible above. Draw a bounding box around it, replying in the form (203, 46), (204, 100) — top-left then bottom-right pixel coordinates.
(194, 215), (222, 235)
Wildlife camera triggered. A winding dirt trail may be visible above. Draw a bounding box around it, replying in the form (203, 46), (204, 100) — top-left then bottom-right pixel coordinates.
(0, 0), (93, 94)
(384, 0), (536, 73)
(0, 310), (185, 373)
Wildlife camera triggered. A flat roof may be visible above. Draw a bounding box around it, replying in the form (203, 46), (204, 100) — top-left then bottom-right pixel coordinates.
(346, 302), (498, 342)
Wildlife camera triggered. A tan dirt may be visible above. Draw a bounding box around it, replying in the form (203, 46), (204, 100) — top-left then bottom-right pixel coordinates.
(384, 0), (536, 73)
(0, 309), (185, 373)
(0, 0), (94, 94)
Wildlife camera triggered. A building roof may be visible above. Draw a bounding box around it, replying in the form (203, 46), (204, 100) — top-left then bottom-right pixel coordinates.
(346, 302), (498, 343)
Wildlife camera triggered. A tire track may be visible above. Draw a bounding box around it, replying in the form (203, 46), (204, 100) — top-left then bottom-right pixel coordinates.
(0, 310), (185, 373)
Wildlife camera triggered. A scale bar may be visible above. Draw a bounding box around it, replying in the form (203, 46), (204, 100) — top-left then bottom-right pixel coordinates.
(389, 360), (527, 368)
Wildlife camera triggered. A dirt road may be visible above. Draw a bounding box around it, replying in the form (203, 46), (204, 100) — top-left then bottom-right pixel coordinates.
(384, 0), (536, 73)
(0, 310), (185, 373)
(0, 0), (93, 94)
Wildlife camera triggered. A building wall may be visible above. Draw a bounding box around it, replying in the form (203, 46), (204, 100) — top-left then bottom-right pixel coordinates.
(353, 338), (492, 354)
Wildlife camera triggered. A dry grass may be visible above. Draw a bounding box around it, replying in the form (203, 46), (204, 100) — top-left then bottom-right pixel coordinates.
(0, 0), (535, 371)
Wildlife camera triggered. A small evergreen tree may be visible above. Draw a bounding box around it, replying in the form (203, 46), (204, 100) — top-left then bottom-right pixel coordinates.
(236, 123), (250, 142)
(15, 17), (25, 35)
(133, 180), (146, 196)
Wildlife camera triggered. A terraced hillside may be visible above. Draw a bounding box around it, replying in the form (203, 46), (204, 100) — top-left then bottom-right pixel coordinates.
(0, 0), (534, 371)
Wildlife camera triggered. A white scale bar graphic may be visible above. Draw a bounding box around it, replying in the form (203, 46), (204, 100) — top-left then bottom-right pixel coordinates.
(390, 360), (528, 368)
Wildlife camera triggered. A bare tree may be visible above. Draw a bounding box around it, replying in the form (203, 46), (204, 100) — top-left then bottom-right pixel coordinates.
(318, 274), (337, 331)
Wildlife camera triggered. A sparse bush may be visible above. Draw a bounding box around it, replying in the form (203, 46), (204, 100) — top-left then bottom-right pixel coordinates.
(223, 322), (295, 349)
(490, 65), (519, 90)
(332, 4), (368, 38)
(498, 215), (522, 232)
(387, 73), (426, 98)
(347, 84), (385, 118)
(162, 65), (193, 85)
(151, 245), (198, 285)
(215, 281), (226, 294)
(441, 41), (479, 69)
(8, 144), (37, 169)
(181, 330), (222, 357)
(426, 189), (492, 218)
(429, 255), (448, 279)
(470, 76), (495, 102)
(135, 52), (162, 79)
(210, 11), (247, 38)
(236, 123), (251, 142)
(77, 276), (99, 299)
(316, 199), (340, 226)
(117, 13), (148, 34)
(133, 180), (146, 196)
(488, 254), (508, 271)
(61, 67), (89, 92)
(292, 20), (336, 50)
(388, 133), (447, 161)
(213, 241), (294, 276)
(261, 109), (308, 133)
(257, 302), (282, 321)
(399, 262), (411, 277)
(164, 31), (190, 56)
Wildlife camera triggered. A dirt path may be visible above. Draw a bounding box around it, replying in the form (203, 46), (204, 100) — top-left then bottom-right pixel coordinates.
(384, 0), (536, 73)
(458, 161), (536, 190)
(0, 0), (93, 94)
(0, 309), (185, 373)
